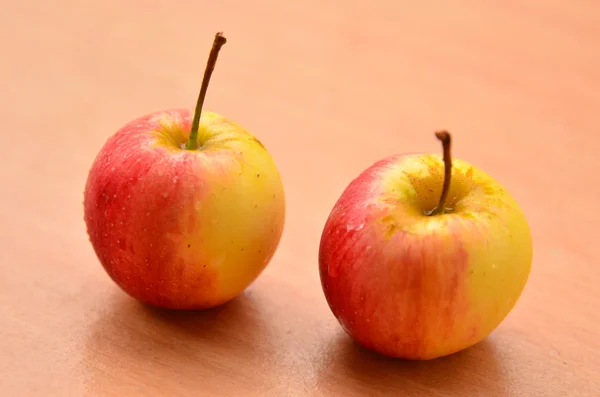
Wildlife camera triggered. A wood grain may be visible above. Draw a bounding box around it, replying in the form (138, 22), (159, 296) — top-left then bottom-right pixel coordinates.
(1, 0), (598, 395)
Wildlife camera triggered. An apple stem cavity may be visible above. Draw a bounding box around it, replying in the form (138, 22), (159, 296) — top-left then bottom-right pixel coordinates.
(429, 130), (452, 216)
(185, 32), (227, 150)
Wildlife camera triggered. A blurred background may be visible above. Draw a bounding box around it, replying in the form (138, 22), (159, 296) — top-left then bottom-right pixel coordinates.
(1, 1), (598, 396)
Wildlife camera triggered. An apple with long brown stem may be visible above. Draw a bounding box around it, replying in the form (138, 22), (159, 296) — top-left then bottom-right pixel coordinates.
(84, 32), (286, 309)
(318, 131), (532, 359)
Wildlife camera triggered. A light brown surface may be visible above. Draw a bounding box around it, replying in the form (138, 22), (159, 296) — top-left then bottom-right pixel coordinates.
(1, 1), (599, 396)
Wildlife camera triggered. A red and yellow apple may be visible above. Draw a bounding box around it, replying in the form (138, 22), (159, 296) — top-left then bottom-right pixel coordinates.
(84, 33), (285, 310)
(318, 131), (532, 360)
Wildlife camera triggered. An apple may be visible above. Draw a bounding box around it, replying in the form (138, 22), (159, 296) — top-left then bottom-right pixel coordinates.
(318, 131), (532, 360)
(83, 33), (285, 310)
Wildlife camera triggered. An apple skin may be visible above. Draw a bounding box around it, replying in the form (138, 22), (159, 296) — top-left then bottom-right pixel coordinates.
(84, 109), (285, 310)
(318, 153), (532, 360)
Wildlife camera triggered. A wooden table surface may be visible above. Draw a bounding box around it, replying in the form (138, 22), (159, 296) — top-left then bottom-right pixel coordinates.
(1, 1), (599, 396)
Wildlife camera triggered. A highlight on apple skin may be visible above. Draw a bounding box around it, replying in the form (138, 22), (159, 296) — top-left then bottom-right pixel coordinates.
(83, 33), (286, 310)
(318, 131), (533, 360)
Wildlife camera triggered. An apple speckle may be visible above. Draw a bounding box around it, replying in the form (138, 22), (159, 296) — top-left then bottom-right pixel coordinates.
(146, 212), (150, 216)
(111, 167), (115, 172)
(158, 171), (163, 176)
(163, 193), (168, 198)
(187, 244), (191, 248)
(257, 173), (260, 178)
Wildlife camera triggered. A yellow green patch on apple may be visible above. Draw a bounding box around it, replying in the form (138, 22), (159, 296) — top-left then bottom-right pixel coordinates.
(318, 131), (533, 360)
(83, 33), (286, 310)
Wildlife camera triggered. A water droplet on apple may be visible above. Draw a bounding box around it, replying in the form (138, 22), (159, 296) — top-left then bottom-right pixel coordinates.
(346, 220), (364, 231)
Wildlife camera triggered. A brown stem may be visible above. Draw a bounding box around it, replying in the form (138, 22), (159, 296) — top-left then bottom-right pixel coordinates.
(430, 130), (452, 216)
(186, 32), (227, 150)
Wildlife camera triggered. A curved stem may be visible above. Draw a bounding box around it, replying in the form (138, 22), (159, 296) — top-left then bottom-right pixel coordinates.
(186, 32), (227, 150)
(430, 130), (452, 216)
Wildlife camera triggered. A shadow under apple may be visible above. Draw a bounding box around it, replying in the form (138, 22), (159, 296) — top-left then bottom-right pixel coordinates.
(315, 330), (507, 396)
(81, 287), (275, 396)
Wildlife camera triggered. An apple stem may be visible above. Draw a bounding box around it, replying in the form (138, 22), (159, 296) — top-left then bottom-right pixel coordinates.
(430, 130), (452, 216)
(186, 32), (227, 150)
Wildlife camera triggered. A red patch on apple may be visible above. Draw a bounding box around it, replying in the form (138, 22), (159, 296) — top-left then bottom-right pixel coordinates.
(319, 154), (471, 360)
(84, 113), (220, 309)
